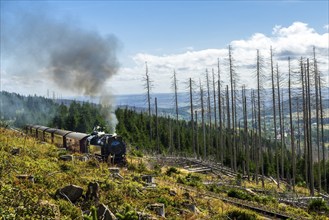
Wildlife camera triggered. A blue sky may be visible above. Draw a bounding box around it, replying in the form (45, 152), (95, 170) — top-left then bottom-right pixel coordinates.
(47, 1), (328, 55)
(1, 1), (328, 96)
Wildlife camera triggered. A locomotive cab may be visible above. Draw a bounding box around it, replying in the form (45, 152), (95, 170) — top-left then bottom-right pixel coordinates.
(87, 129), (126, 164)
(101, 134), (126, 164)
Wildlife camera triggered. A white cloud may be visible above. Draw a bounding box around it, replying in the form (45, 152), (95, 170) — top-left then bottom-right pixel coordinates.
(3, 22), (327, 96)
(184, 46), (195, 51)
(111, 22), (328, 94)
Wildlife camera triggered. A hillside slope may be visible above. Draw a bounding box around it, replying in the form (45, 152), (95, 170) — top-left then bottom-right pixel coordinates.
(0, 128), (328, 219)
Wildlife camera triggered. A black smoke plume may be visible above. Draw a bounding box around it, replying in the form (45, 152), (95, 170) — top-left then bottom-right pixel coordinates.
(2, 7), (120, 96)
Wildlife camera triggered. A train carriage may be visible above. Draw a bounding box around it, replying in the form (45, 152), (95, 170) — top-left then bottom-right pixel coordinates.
(31, 125), (42, 138)
(44, 128), (57, 144)
(53, 129), (72, 148)
(25, 124), (126, 164)
(65, 132), (90, 153)
(25, 124), (33, 135)
(36, 126), (50, 142)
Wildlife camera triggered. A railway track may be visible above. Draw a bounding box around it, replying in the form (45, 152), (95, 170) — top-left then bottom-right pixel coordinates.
(151, 156), (307, 219)
(152, 156), (237, 177)
(160, 179), (298, 219)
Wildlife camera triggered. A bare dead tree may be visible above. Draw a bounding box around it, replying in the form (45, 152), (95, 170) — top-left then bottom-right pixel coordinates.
(306, 58), (315, 196)
(195, 110), (199, 158)
(168, 115), (173, 155)
(288, 57), (296, 191)
(242, 85), (250, 180)
(226, 85), (233, 169)
(318, 67), (327, 192)
(172, 70), (181, 152)
(189, 78), (195, 156)
(270, 47), (280, 188)
(206, 69), (212, 128)
(155, 97), (159, 153)
(233, 80), (238, 172)
(228, 45), (238, 171)
(256, 50), (265, 188)
(251, 89), (258, 183)
(212, 68), (218, 158)
(301, 58), (309, 188)
(173, 70), (179, 122)
(206, 69), (212, 157)
(276, 64), (284, 179)
(281, 90), (287, 182)
(217, 59), (224, 164)
(313, 47), (321, 192)
(145, 62), (152, 141)
(200, 80), (206, 159)
(297, 97), (301, 160)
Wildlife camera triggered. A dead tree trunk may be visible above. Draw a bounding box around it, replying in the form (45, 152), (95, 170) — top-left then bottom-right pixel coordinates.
(256, 50), (264, 188)
(276, 64), (284, 179)
(281, 90), (286, 181)
(189, 78), (195, 156)
(145, 62), (152, 141)
(226, 85), (232, 169)
(270, 47), (280, 188)
(200, 81), (206, 159)
(206, 69), (212, 157)
(288, 57), (296, 191)
(195, 110), (199, 158)
(307, 59), (315, 196)
(229, 45), (237, 171)
(233, 81), (238, 172)
(168, 116), (173, 155)
(319, 68), (327, 192)
(173, 70), (180, 152)
(242, 85), (250, 180)
(155, 97), (159, 153)
(313, 48), (321, 192)
(251, 89), (257, 183)
(301, 58), (309, 188)
(217, 59), (224, 164)
(212, 69), (218, 159)
(297, 97), (301, 160)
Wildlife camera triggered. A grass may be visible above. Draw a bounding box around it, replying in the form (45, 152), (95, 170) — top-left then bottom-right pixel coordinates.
(0, 127), (328, 219)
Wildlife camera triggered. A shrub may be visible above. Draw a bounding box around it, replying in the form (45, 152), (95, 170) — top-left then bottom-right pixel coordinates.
(122, 182), (143, 198)
(166, 167), (180, 176)
(101, 180), (117, 191)
(207, 184), (222, 193)
(153, 164), (161, 174)
(130, 148), (143, 157)
(308, 199), (329, 213)
(185, 173), (202, 187)
(34, 174), (45, 184)
(59, 163), (72, 172)
(57, 199), (81, 219)
(127, 161), (147, 173)
(259, 195), (277, 205)
(157, 196), (176, 207)
(226, 209), (258, 220)
(83, 206), (97, 220)
(177, 173), (202, 188)
(87, 157), (100, 168)
(116, 204), (138, 220)
(177, 176), (186, 184)
(227, 189), (253, 201)
(137, 162), (147, 173)
(127, 162), (137, 171)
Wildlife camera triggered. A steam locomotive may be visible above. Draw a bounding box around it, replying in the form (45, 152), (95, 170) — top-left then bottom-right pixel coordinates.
(25, 125), (126, 164)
